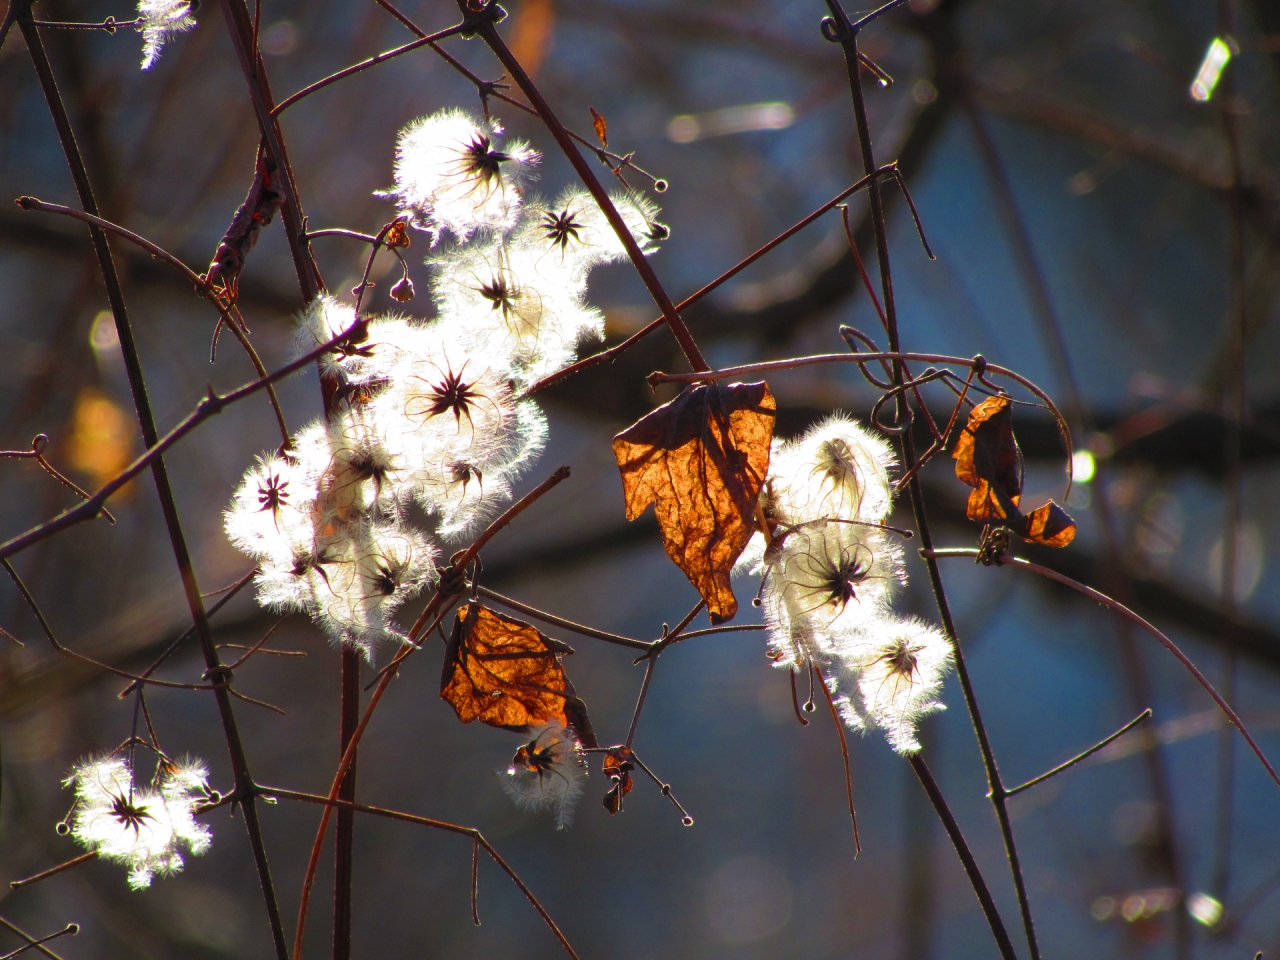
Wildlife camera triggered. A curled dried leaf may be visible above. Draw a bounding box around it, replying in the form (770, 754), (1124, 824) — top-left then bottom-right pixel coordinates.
(589, 106), (608, 148)
(384, 218), (411, 249)
(613, 382), (775, 624)
(441, 602), (597, 745)
(602, 746), (634, 815)
(206, 145), (284, 300)
(952, 395), (1075, 548)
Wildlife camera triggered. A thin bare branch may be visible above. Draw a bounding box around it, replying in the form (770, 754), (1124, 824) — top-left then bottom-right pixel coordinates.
(1005, 709), (1153, 797)
(925, 548), (1280, 790)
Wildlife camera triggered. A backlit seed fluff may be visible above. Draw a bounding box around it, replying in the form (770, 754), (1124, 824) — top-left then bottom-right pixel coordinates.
(379, 109), (539, 244)
(767, 414), (897, 526)
(835, 616), (954, 755)
(516, 187), (667, 277)
(412, 400), (548, 539)
(499, 723), (586, 830)
(138, 0), (196, 70)
(430, 240), (601, 383)
(760, 520), (902, 667)
(311, 522), (435, 655)
(224, 452), (317, 564)
(64, 755), (212, 889)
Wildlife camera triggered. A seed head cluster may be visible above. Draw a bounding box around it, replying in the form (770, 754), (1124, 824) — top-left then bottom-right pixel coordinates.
(226, 109), (667, 660)
(746, 415), (954, 755)
(64, 756), (213, 890)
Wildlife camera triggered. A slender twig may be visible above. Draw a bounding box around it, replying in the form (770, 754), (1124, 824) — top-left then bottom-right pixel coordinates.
(1, 559), (217, 690)
(814, 662), (860, 856)
(908, 755), (1019, 960)
(1212, 0), (1248, 902)
(272, 24), (466, 115)
(0, 925), (77, 960)
(16, 196), (289, 442)
(252, 786), (580, 959)
(30, 16), (140, 30)
(292, 468), (571, 960)
(644, 599), (707, 657)
(0, 321), (362, 563)
(120, 568), (257, 697)
(625, 658), (658, 749)
(304, 227), (379, 243)
(8, 852), (98, 890)
(1, 433), (116, 524)
(648, 351), (1070, 465)
(371, 0), (666, 188)
(628, 752), (694, 824)
(333, 649), (360, 960)
(668, 624), (765, 641)
(524, 165), (899, 396)
(0, 917), (73, 960)
(1005, 709), (1153, 797)
(471, 839), (481, 925)
(467, 4), (708, 373)
(225, 617), (290, 671)
(217, 0), (321, 303)
(820, 2), (1032, 956)
(476, 586), (650, 650)
(624, 601), (705, 747)
(924, 548), (1280, 790)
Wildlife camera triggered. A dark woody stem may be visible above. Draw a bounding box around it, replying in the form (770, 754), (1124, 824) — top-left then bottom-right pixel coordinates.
(465, 3), (709, 373)
(213, 6), (366, 953)
(16, 11), (290, 959)
(292, 467), (572, 960)
(822, 1), (1030, 957)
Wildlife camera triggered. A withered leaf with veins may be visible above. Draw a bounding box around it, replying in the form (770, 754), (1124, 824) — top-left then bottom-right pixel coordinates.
(613, 381), (775, 624)
(441, 602), (597, 746)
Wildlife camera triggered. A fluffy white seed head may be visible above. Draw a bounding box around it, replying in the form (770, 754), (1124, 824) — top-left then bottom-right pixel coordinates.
(766, 414), (897, 526)
(499, 723), (586, 830)
(515, 188), (666, 278)
(318, 410), (413, 522)
(64, 755), (212, 889)
(310, 521), (435, 656)
(413, 400), (547, 539)
(224, 451), (318, 564)
(379, 109), (539, 245)
(835, 616), (954, 755)
(138, 0), (196, 70)
(296, 297), (391, 386)
(760, 520), (902, 667)
(374, 330), (518, 467)
(431, 239), (602, 383)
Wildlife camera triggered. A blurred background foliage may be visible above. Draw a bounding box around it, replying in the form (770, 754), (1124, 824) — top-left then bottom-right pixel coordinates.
(1, 0), (1279, 957)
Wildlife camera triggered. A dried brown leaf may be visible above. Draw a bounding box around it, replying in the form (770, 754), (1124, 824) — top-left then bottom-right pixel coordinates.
(589, 106), (608, 148)
(952, 394), (1075, 548)
(613, 381), (775, 624)
(602, 745), (634, 815)
(441, 602), (597, 745)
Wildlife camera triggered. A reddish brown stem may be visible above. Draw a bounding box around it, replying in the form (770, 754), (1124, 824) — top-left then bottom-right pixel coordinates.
(925, 548), (1280, 791)
(525, 166), (898, 395)
(468, 7), (708, 372)
(292, 467), (571, 960)
(8, 851), (98, 890)
(814, 663), (860, 857)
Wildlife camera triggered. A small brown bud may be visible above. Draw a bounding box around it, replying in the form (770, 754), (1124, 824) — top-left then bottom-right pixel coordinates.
(390, 276), (415, 302)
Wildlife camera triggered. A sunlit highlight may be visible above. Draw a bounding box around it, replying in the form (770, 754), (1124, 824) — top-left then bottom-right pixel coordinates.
(668, 102), (794, 143)
(1071, 449), (1096, 484)
(1190, 37), (1233, 102)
